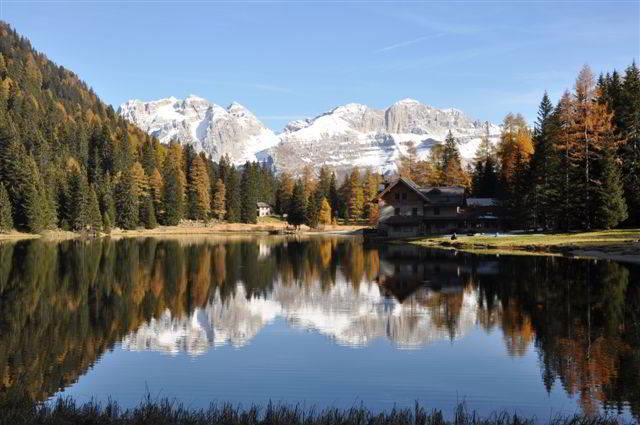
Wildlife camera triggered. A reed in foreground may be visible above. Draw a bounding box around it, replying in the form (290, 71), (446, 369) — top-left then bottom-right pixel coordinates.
(0, 397), (632, 425)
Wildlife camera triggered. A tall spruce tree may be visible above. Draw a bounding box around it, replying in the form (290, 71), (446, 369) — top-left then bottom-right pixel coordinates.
(0, 182), (13, 231)
(87, 185), (103, 232)
(528, 93), (560, 229)
(63, 160), (91, 231)
(240, 162), (258, 224)
(471, 131), (499, 197)
(225, 167), (241, 222)
(592, 145), (627, 228)
(620, 62), (640, 225)
(287, 180), (307, 228)
(328, 172), (340, 219)
(161, 146), (185, 226)
(114, 170), (139, 229)
(440, 131), (468, 187)
(275, 172), (294, 216)
(140, 195), (158, 229)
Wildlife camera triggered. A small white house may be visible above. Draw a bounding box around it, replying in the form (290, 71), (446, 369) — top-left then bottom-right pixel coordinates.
(257, 202), (272, 217)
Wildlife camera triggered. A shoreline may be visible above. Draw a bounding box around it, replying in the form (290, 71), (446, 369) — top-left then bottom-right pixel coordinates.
(0, 222), (366, 243)
(3, 226), (639, 266)
(405, 229), (640, 265)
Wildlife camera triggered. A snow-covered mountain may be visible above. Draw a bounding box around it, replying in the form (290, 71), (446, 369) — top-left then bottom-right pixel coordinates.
(119, 95), (279, 164)
(273, 99), (500, 174)
(119, 96), (500, 173)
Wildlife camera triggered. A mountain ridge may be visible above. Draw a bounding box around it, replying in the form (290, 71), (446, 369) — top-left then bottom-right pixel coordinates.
(119, 95), (501, 173)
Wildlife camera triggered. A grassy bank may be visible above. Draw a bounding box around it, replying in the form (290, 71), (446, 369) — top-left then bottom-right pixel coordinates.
(411, 229), (640, 264)
(0, 398), (630, 425)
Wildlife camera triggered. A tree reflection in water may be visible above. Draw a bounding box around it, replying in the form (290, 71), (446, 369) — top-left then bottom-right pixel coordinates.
(0, 236), (637, 418)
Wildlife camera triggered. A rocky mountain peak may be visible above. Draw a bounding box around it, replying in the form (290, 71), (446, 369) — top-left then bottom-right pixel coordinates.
(119, 96), (279, 164)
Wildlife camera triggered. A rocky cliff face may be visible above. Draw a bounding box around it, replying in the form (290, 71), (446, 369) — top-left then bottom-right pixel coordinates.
(119, 95), (279, 164)
(120, 96), (500, 173)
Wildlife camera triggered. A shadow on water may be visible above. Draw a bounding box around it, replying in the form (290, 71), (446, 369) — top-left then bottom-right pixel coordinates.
(0, 236), (637, 419)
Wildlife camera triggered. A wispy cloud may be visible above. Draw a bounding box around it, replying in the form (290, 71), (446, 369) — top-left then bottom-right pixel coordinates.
(374, 41), (529, 73)
(386, 12), (489, 36)
(375, 33), (445, 53)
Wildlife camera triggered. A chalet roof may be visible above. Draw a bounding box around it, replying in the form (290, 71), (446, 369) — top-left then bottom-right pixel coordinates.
(376, 176), (429, 201)
(256, 202), (271, 208)
(419, 186), (464, 206)
(377, 177), (466, 206)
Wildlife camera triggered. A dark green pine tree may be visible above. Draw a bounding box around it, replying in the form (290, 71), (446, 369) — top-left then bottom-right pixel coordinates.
(328, 172), (340, 219)
(140, 195), (158, 229)
(240, 162), (258, 224)
(620, 62), (640, 225)
(593, 146), (628, 229)
(225, 167), (241, 222)
(306, 190), (320, 228)
(528, 93), (560, 229)
(114, 170), (139, 230)
(140, 136), (158, 175)
(317, 165), (332, 200)
(97, 173), (116, 230)
(471, 133), (499, 197)
(287, 180), (307, 228)
(87, 185), (103, 232)
(0, 136), (35, 231)
(506, 150), (532, 229)
(64, 165), (91, 231)
(161, 160), (184, 226)
(0, 182), (13, 231)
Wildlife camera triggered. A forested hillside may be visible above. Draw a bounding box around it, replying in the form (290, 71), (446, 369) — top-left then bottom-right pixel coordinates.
(0, 22), (382, 234)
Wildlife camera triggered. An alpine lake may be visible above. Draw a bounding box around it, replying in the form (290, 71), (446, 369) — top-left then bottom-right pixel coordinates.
(0, 235), (637, 422)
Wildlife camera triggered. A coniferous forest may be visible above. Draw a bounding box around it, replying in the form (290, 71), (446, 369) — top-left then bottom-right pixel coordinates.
(0, 20), (638, 235)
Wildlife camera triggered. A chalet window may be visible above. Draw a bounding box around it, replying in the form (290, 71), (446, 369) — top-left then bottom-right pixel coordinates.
(434, 207), (440, 215)
(412, 208), (418, 216)
(394, 208), (400, 216)
(401, 192), (407, 200)
(395, 193), (400, 200)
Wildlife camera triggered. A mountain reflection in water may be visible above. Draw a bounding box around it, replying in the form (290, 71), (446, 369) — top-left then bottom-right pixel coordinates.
(0, 236), (637, 419)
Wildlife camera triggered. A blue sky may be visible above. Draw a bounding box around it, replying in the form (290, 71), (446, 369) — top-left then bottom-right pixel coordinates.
(2, 1), (638, 130)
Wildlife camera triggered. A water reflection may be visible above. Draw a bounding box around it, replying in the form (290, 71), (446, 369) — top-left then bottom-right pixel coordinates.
(0, 236), (637, 418)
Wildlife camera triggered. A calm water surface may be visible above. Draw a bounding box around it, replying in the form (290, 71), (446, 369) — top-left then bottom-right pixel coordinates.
(0, 236), (638, 420)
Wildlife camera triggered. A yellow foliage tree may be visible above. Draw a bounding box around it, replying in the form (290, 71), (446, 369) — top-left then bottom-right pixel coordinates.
(498, 113), (533, 186)
(318, 197), (332, 225)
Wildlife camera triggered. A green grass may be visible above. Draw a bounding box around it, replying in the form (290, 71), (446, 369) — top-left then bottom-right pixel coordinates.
(414, 229), (640, 250)
(0, 398), (631, 425)
(257, 216), (287, 225)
